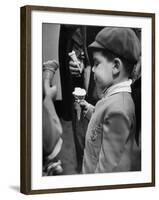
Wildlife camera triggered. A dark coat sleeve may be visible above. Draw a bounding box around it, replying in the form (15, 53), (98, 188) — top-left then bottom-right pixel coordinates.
(131, 77), (141, 144)
(59, 25), (84, 120)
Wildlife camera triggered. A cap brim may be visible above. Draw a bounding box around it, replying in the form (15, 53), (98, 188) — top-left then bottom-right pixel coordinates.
(88, 41), (104, 49)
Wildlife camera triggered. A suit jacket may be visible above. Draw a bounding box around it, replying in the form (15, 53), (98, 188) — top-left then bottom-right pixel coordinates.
(82, 82), (136, 173)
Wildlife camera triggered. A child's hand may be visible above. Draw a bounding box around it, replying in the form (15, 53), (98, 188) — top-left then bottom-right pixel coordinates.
(79, 100), (90, 115)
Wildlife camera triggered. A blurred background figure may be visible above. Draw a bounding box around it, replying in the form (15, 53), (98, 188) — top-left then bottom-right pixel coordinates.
(58, 25), (103, 172)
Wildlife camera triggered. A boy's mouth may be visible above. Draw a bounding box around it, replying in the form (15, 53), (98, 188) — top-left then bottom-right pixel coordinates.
(94, 76), (98, 85)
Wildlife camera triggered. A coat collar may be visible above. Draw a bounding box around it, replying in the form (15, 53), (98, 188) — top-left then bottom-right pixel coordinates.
(103, 79), (132, 98)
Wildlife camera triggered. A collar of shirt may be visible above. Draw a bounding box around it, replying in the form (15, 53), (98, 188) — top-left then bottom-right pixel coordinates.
(102, 79), (132, 98)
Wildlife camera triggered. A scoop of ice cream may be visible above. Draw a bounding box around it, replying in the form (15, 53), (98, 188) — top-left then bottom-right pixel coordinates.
(72, 87), (86, 97)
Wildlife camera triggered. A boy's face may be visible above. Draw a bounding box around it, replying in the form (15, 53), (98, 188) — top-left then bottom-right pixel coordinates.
(92, 51), (114, 91)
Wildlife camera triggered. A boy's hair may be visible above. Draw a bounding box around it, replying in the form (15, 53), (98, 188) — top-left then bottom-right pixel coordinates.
(102, 50), (135, 77)
(92, 48), (135, 77)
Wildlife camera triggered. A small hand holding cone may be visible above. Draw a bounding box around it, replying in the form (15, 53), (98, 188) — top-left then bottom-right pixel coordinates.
(79, 100), (90, 116)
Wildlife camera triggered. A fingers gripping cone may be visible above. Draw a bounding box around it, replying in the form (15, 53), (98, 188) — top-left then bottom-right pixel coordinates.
(68, 50), (82, 73)
(43, 60), (59, 99)
(43, 60), (59, 84)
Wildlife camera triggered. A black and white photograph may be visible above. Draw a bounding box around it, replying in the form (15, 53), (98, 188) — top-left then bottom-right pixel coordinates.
(20, 6), (155, 194)
(42, 24), (142, 176)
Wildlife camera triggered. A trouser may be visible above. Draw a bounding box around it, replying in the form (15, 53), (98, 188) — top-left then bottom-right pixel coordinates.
(72, 107), (88, 172)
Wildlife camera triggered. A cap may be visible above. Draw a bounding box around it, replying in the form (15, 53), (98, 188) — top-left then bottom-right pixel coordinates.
(89, 27), (141, 64)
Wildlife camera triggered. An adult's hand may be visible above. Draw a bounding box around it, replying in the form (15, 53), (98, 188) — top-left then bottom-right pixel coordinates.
(44, 81), (57, 100)
(69, 60), (84, 77)
(43, 60), (59, 100)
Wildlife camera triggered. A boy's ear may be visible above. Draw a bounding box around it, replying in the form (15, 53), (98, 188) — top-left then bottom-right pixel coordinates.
(112, 58), (121, 75)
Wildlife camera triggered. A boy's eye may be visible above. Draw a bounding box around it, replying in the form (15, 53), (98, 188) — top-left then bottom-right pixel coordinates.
(94, 61), (99, 67)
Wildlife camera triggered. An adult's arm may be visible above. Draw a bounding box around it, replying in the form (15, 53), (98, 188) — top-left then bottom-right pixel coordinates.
(43, 95), (62, 157)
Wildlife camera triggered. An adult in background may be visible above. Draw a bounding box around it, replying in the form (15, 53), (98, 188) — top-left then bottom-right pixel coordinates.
(57, 25), (103, 172)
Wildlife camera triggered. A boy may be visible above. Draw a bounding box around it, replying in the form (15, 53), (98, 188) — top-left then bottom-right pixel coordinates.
(80, 27), (141, 173)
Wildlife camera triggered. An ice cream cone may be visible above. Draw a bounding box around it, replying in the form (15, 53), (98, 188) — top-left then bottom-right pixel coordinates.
(72, 87), (86, 103)
(68, 51), (83, 73)
(72, 88), (86, 120)
(43, 60), (59, 85)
